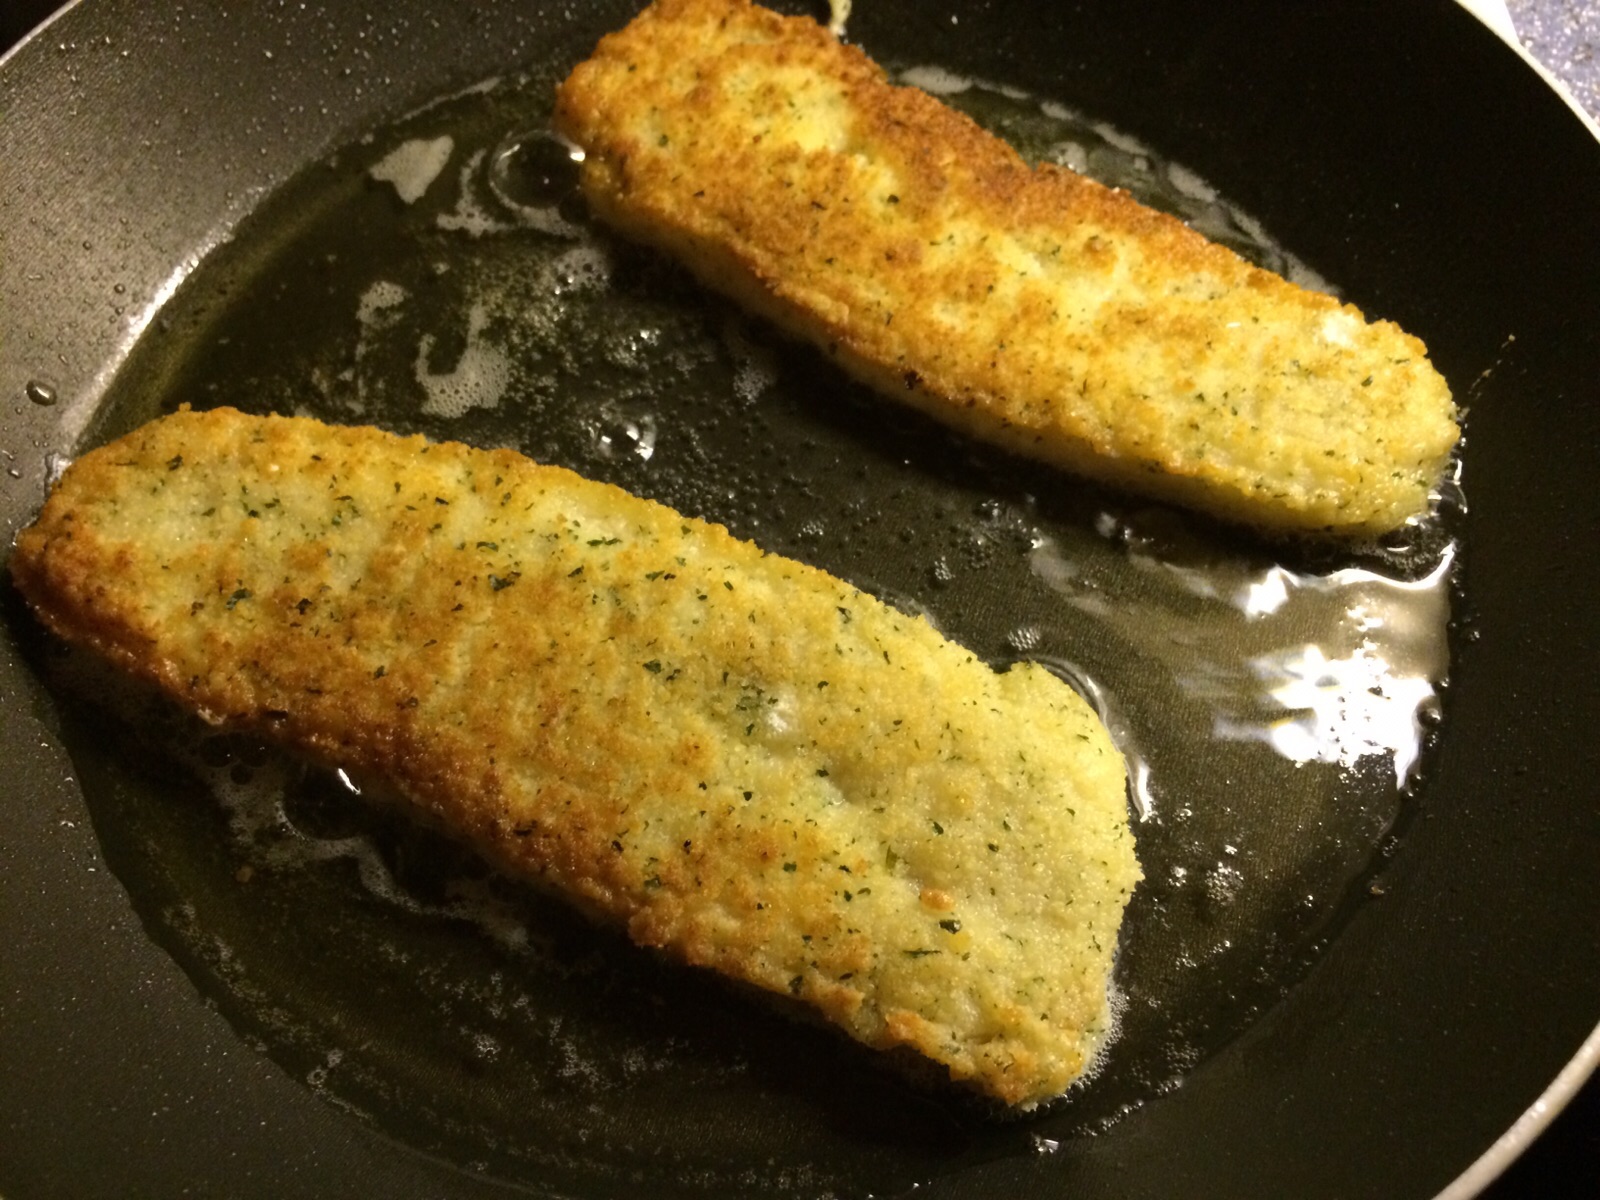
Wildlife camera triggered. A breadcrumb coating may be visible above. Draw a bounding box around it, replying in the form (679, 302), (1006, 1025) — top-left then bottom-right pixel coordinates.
(554, 0), (1459, 535)
(13, 407), (1141, 1107)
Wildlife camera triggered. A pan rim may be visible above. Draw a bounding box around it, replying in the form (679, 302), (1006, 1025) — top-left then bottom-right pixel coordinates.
(1437, 1021), (1600, 1199)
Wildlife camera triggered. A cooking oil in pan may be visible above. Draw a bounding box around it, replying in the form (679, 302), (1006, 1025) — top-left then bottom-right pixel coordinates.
(50, 64), (1460, 1196)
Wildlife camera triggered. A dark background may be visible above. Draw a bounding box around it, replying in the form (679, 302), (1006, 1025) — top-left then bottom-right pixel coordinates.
(0, 0), (57, 53)
(2, 1), (1595, 1197)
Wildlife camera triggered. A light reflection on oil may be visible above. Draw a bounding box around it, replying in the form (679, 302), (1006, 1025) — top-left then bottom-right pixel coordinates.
(1208, 548), (1453, 785)
(1031, 529), (1453, 793)
(1214, 641), (1439, 785)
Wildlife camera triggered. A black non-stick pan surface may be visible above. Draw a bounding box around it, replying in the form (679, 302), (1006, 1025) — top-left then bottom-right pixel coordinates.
(3, 2), (1598, 1198)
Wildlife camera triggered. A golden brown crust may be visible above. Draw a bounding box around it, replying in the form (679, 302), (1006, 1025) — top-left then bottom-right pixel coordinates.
(13, 407), (1140, 1107)
(554, 0), (1459, 535)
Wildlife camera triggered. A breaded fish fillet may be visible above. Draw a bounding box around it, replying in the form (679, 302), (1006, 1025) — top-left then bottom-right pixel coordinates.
(554, 0), (1459, 536)
(13, 407), (1140, 1107)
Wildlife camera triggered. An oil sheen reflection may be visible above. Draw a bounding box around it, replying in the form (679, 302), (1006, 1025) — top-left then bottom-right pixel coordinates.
(1031, 527), (1453, 793)
(1211, 551), (1452, 785)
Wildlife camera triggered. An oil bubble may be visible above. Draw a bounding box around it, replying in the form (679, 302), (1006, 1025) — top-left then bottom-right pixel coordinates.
(590, 409), (657, 463)
(488, 129), (583, 210)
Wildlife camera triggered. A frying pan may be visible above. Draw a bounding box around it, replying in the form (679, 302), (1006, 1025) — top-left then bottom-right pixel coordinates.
(2, 1), (1598, 1197)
